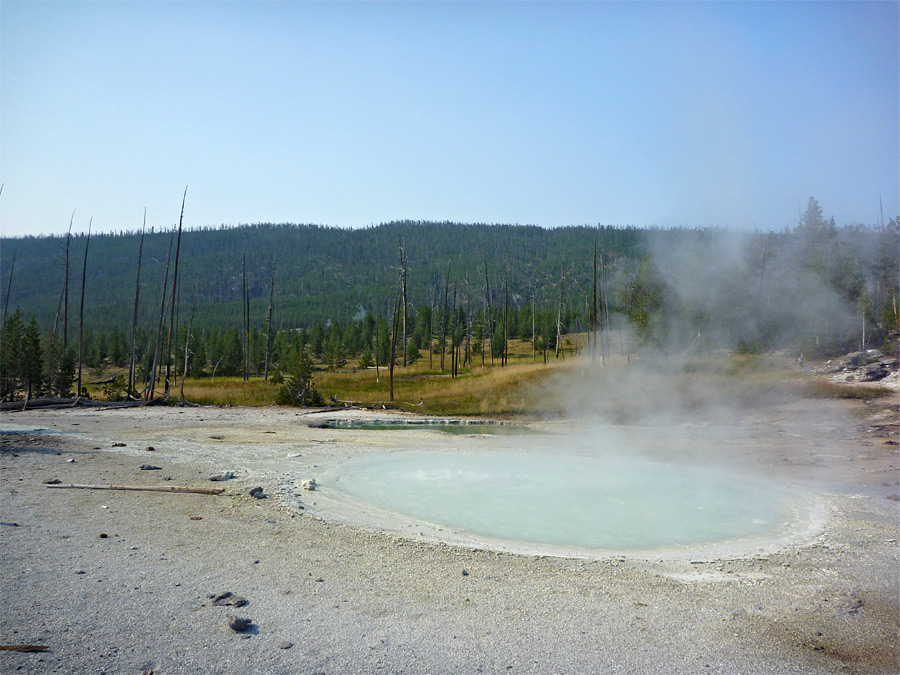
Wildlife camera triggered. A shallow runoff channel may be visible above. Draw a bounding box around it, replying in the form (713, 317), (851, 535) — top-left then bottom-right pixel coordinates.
(301, 418), (825, 561)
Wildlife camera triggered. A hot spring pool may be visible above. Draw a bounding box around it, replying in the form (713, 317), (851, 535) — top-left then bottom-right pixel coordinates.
(325, 449), (800, 552)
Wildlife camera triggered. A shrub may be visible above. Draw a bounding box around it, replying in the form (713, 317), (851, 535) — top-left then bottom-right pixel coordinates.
(276, 350), (324, 406)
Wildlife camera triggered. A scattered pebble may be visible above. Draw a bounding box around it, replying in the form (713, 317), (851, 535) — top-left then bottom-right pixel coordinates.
(99, 533), (108, 538)
(227, 615), (252, 632)
(212, 592), (248, 607)
(886, 494), (900, 502)
(248, 487), (266, 499)
(139, 465), (162, 471)
(276, 640), (293, 650)
(66, 458), (75, 463)
(210, 471), (235, 481)
(462, 569), (469, 576)
(112, 442), (126, 447)
(42, 478), (62, 485)
(145, 446), (155, 452)
(302, 479), (317, 491)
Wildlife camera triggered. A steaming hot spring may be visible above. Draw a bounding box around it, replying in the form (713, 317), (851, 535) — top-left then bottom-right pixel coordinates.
(305, 419), (820, 559)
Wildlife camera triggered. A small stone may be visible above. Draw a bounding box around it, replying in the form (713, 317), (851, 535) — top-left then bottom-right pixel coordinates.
(301, 479), (317, 491)
(145, 446), (155, 452)
(75, 570), (86, 575)
(227, 614), (252, 632)
(212, 592), (248, 607)
(42, 478), (62, 484)
(248, 487), (266, 499)
(461, 569), (469, 576)
(210, 471), (235, 482)
(112, 442), (126, 447)
(139, 464), (161, 471)
(66, 458), (75, 463)
(99, 533), (108, 538)
(276, 640), (293, 650)
(886, 494), (900, 502)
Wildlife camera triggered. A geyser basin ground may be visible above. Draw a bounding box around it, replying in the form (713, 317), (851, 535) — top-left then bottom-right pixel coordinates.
(326, 449), (794, 552)
(2, 403), (897, 674)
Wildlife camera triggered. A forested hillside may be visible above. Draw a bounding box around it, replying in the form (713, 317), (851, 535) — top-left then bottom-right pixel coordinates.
(1, 199), (898, 401)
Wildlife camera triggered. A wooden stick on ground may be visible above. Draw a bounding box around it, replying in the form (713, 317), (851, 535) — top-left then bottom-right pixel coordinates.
(0, 645), (50, 652)
(45, 484), (224, 495)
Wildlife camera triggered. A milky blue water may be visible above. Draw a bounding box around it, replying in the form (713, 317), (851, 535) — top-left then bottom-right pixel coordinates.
(333, 449), (790, 550)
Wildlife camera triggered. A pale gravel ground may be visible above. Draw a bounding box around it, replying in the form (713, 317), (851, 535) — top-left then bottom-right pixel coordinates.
(1, 396), (898, 675)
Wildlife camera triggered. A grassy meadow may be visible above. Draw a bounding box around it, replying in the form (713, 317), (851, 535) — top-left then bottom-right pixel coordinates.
(82, 334), (893, 416)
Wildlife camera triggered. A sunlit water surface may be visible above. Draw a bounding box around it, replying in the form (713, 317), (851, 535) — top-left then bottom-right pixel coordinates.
(332, 449), (791, 550)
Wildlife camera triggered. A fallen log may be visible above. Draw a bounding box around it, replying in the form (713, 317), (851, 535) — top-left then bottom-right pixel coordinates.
(45, 483), (225, 496)
(0, 645), (49, 652)
(1, 397), (172, 411)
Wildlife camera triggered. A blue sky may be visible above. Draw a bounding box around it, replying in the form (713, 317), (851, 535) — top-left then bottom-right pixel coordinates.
(1, 1), (898, 237)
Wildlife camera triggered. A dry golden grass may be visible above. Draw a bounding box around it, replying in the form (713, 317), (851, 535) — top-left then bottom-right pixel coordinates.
(178, 377), (281, 406)
(804, 377), (893, 400)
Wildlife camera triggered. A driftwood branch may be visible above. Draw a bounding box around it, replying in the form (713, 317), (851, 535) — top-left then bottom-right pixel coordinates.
(0, 645), (49, 652)
(45, 483), (224, 495)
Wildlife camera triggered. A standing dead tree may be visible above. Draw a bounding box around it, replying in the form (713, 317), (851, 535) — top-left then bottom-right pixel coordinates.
(440, 259), (450, 372)
(127, 210), (146, 399)
(2, 246), (15, 324)
(179, 294), (196, 403)
(555, 269), (565, 359)
(264, 260), (276, 381)
(400, 238), (408, 367)
(502, 276), (509, 366)
(241, 244), (249, 382)
(163, 187), (187, 399)
(483, 257), (493, 367)
(450, 281), (458, 377)
(62, 212), (75, 348)
(388, 270), (402, 401)
(147, 229), (175, 400)
(75, 220), (92, 400)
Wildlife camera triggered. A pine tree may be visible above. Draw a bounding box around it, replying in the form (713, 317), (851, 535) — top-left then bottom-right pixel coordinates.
(276, 349), (323, 406)
(0, 309), (24, 400)
(21, 317), (43, 399)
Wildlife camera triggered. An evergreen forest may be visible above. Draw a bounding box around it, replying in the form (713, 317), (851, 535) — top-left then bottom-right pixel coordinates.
(1, 197), (898, 403)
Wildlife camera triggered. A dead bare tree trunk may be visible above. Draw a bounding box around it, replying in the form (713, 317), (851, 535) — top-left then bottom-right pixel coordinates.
(451, 282), (458, 378)
(483, 257), (492, 366)
(592, 235), (598, 361)
(179, 296), (196, 403)
(503, 276), (509, 366)
(602, 254), (612, 362)
(63, 212), (74, 349)
(440, 259), (450, 372)
(374, 313), (380, 384)
(264, 261), (275, 381)
(429, 285), (435, 370)
(465, 280), (471, 369)
(531, 289), (536, 362)
(147, 230), (174, 400)
(76, 220), (91, 400)
(555, 270), (565, 359)
(127, 210), (146, 399)
(388, 271), (402, 401)
(163, 188), (186, 398)
(400, 239), (407, 367)
(3, 246), (16, 324)
(241, 244), (248, 382)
